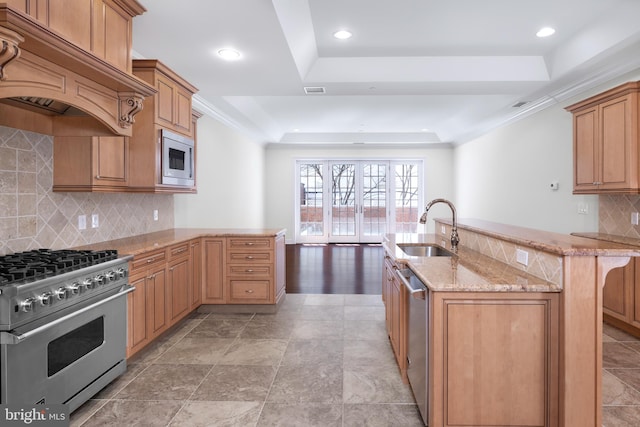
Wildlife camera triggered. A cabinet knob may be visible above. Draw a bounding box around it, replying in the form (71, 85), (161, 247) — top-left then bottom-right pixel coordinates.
(246, 269), (254, 273)
(245, 289), (254, 294)
(246, 256), (254, 260)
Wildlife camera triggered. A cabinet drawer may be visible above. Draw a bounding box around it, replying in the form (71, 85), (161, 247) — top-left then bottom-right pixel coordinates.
(228, 280), (270, 302)
(227, 264), (272, 277)
(131, 249), (166, 272)
(227, 238), (272, 250)
(227, 251), (273, 264)
(168, 242), (190, 260)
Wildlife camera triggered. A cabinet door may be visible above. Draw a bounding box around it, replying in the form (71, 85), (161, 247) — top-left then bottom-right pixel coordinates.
(93, 136), (128, 186)
(156, 75), (176, 129)
(600, 95), (633, 190)
(167, 256), (190, 324)
(127, 271), (149, 357)
(603, 264), (630, 320)
(202, 238), (225, 303)
(573, 107), (599, 192)
(148, 265), (168, 337)
(175, 88), (193, 134)
(190, 239), (202, 310)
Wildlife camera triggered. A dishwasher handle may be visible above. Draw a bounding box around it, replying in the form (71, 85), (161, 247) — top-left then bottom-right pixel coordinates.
(396, 269), (425, 300)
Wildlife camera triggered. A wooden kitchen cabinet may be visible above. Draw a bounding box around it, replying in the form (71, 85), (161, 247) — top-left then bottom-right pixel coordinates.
(603, 258), (640, 335)
(126, 248), (168, 357)
(566, 81), (640, 194)
(189, 238), (202, 310)
(202, 238), (226, 303)
(167, 242), (191, 325)
(53, 136), (128, 191)
(382, 255), (407, 379)
(128, 59), (198, 193)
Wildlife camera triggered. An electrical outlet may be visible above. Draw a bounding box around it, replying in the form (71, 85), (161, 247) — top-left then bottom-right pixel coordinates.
(516, 249), (529, 266)
(91, 213), (99, 228)
(441, 225), (446, 235)
(153, 209), (159, 221)
(633, 212), (639, 225)
(78, 215), (86, 230)
(577, 203), (589, 215)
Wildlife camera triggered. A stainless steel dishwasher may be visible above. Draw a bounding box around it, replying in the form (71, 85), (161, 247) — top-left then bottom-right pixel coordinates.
(396, 268), (429, 425)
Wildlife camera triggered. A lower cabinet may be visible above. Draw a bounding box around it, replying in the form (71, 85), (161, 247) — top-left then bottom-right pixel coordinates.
(604, 258), (640, 334)
(382, 255), (407, 380)
(189, 239), (202, 310)
(127, 249), (168, 357)
(202, 238), (225, 303)
(167, 242), (191, 324)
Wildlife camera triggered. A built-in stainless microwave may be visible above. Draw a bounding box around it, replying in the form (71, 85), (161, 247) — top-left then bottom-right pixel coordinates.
(161, 129), (194, 187)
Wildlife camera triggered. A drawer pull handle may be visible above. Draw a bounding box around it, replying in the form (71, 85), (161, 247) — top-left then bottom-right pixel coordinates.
(146, 258), (155, 263)
(245, 289), (254, 294)
(245, 242), (255, 246)
(246, 256), (254, 260)
(246, 269), (254, 273)
(174, 248), (187, 254)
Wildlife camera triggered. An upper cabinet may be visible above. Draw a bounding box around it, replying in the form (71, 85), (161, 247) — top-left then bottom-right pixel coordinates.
(566, 81), (640, 194)
(128, 60), (199, 193)
(132, 59), (198, 138)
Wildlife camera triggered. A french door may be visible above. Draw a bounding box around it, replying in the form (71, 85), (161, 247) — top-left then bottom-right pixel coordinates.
(296, 160), (422, 243)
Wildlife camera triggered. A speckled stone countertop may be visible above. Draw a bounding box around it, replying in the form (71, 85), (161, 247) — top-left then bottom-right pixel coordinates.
(75, 228), (286, 256)
(571, 232), (640, 248)
(384, 233), (562, 293)
(385, 220), (640, 293)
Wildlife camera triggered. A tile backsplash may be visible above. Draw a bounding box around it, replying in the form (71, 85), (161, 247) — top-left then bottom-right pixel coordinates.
(599, 194), (640, 238)
(0, 126), (174, 256)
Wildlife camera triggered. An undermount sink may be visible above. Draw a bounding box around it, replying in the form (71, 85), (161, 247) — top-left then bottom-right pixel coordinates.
(398, 243), (454, 257)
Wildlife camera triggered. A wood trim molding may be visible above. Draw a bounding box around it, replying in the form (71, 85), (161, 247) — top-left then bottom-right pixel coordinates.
(0, 26), (23, 80)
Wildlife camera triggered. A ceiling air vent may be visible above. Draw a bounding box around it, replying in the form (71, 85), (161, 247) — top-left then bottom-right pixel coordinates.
(304, 87), (326, 94)
(512, 101), (529, 108)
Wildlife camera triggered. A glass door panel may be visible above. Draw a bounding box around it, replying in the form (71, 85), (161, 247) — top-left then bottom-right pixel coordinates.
(361, 163), (387, 242)
(393, 163), (421, 233)
(330, 163), (357, 241)
(298, 163), (325, 241)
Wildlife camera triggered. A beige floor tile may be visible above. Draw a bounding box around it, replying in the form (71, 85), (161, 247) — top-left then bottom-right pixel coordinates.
(291, 320), (344, 340)
(219, 339), (288, 365)
(281, 339), (344, 365)
(153, 337), (235, 365)
(170, 401), (262, 427)
(304, 294), (345, 306)
(115, 364), (212, 401)
(191, 365), (277, 401)
(343, 403), (423, 427)
(344, 364), (415, 404)
(267, 364), (343, 404)
(79, 400), (182, 427)
(257, 403), (342, 427)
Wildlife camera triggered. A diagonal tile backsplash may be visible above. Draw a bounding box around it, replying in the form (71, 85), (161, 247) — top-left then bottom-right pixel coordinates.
(0, 126), (174, 256)
(600, 194), (640, 238)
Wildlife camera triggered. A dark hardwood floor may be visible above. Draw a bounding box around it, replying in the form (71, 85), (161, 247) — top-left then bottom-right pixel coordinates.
(285, 243), (383, 294)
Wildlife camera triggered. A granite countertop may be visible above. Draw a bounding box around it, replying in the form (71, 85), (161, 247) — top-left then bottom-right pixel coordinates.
(438, 218), (640, 256)
(384, 233), (561, 293)
(571, 232), (640, 248)
(76, 228), (286, 257)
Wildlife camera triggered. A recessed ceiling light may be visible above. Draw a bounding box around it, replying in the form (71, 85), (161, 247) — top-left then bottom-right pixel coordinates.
(217, 48), (241, 60)
(536, 27), (555, 38)
(333, 30), (352, 40)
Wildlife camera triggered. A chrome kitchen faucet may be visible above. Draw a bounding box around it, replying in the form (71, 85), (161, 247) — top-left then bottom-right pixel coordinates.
(419, 198), (459, 251)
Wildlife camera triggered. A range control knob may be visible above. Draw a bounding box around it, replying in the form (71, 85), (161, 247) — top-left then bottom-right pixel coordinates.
(116, 268), (127, 279)
(39, 292), (54, 306)
(67, 283), (80, 295)
(20, 297), (36, 313)
(105, 271), (116, 282)
(54, 287), (67, 300)
(82, 278), (96, 290)
(93, 275), (105, 286)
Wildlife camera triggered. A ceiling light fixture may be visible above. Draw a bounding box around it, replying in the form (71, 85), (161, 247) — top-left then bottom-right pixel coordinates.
(536, 27), (555, 38)
(217, 48), (241, 60)
(333, 30), (352, 40)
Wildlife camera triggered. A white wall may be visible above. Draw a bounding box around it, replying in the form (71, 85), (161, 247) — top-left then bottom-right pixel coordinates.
(454, 104), (598, 234)
(454, 70), (640, 234)
(174, 115), (265, 228)
(264, 144), (455, 242)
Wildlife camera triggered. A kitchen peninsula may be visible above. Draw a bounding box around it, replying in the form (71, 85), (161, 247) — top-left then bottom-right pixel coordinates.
(79, 228), (286, 357)
(383, 219), (640, 427)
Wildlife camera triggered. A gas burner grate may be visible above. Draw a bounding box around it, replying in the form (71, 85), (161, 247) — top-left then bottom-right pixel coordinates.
(0, 249), (118, 286)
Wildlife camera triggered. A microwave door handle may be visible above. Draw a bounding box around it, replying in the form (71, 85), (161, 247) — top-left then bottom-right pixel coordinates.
(189, 147), (194, 178)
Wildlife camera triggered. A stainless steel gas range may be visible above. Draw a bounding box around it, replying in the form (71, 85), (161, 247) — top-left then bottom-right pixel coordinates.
(0, 249), (133, 412)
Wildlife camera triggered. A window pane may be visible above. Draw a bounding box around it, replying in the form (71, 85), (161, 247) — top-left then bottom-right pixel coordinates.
(299, 163), (324, 236)
(394, 164), (419, 233)
(331, 164), (356, 236)
(363, 163), (387, 237)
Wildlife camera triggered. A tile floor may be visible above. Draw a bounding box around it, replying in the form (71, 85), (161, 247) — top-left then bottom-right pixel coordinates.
(68, 295), (640, 427)
(70, 294), (424, 427)
(603, 323), (640, 426)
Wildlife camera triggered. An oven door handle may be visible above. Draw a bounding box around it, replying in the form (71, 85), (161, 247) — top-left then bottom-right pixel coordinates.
(0, 285), (135, 345)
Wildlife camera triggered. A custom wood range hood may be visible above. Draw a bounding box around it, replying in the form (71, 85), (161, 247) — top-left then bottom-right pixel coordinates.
(0, 2), (155, 136)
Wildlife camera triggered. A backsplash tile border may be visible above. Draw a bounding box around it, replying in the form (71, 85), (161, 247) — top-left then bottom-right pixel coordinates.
(0, 125), (174, 256)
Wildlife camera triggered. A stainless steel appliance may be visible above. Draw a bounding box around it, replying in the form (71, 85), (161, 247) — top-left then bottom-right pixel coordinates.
(0, 249), (133, 412)
(161, 129), (195, 187)
(397, 268), (429, 425)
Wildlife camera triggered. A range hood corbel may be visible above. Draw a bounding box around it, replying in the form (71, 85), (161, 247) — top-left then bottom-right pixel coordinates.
(0, 5), (155, 136)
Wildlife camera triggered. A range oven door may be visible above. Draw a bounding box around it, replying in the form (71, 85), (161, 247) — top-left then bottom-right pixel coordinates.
(0, 285), (133, 411)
